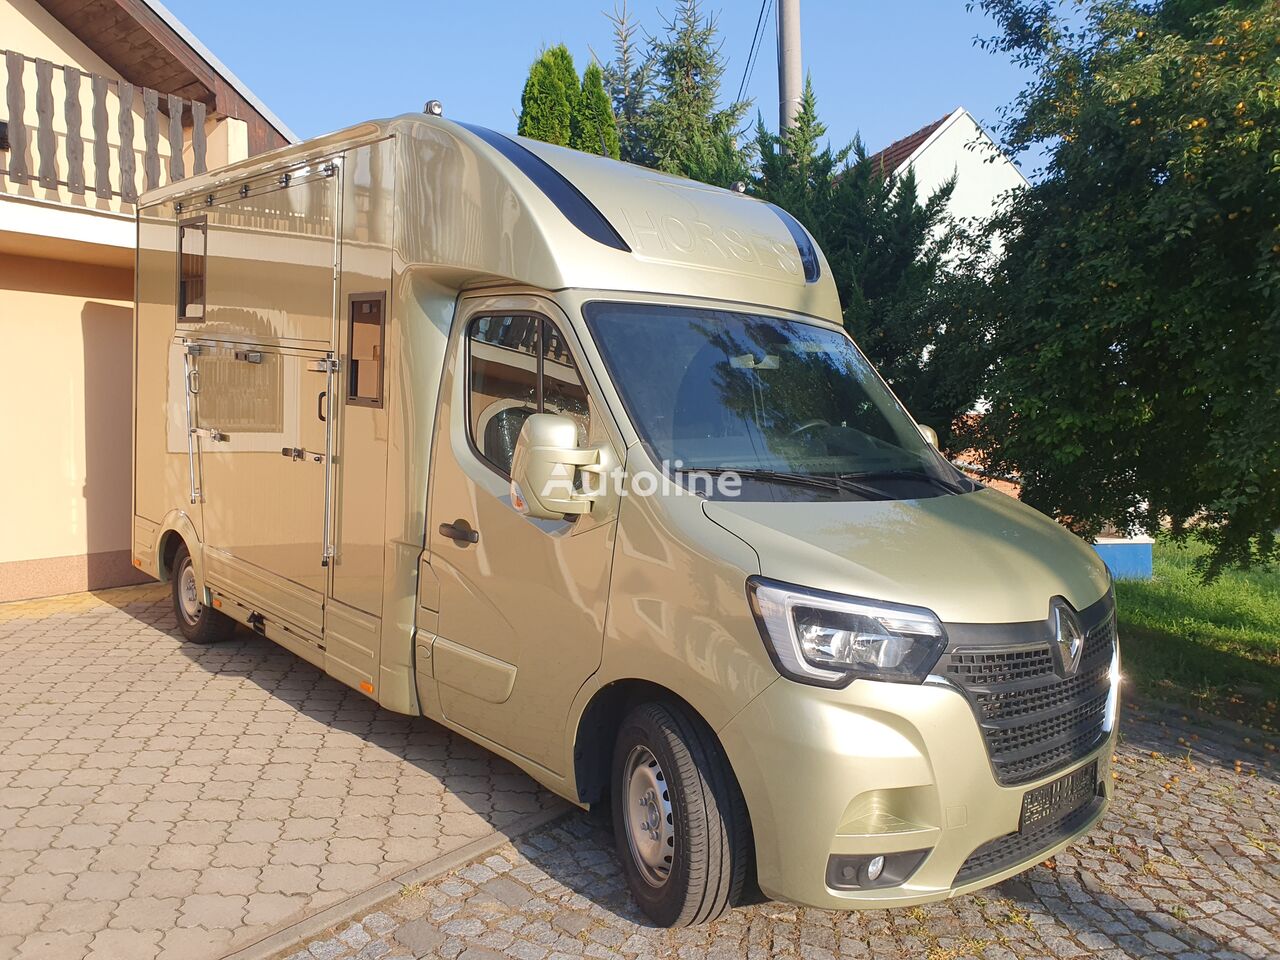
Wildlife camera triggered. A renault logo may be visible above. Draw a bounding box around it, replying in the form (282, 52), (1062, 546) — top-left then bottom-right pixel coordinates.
(1049, 598), (1085, 677)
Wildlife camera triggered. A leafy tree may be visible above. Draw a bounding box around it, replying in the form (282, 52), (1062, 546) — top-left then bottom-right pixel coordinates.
(571, 62), (621, 158)
(601, 1), (654, 164)
(517, 49), (572, 146)
(754, 80), (992, 445)
(644, 0), (751, 186)
(970, 0), (1280, 571)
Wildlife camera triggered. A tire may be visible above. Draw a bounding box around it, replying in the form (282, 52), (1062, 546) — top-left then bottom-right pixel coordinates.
(170, 543), (234, 644)
(611, 700), (751, 927)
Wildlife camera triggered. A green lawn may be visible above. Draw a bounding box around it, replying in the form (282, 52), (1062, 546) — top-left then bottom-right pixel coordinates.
(1115, 537), (1279, 732)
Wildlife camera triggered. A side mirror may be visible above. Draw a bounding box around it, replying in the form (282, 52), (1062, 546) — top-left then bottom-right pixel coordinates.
(509, 413), (601, 520)
(917, 424), (939, 449)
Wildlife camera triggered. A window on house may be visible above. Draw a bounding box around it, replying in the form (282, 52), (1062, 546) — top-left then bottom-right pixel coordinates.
(178, 218), (206, 322)
(348, 293), (386, 407)
(467, 314), (591, 477)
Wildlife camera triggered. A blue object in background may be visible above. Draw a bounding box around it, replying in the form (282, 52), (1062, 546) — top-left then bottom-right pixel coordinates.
(1094, 538), (1154, 580)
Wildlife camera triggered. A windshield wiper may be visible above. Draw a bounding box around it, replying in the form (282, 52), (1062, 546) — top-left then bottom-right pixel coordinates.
(838, 468), (971, 496)
(680, 467), (886, 499)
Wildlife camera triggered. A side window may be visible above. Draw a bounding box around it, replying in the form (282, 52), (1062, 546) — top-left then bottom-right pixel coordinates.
(541, 319), (590, 447)
(348, 294), (386, 407)
(177, 217), (206, 322)
(467, 314), (591, 476)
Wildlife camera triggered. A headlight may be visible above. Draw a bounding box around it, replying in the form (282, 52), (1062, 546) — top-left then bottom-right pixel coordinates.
(747, 577), (947, 687)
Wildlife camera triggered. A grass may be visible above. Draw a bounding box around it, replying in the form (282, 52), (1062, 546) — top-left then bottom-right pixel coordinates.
(1115, 537), (1279, 732)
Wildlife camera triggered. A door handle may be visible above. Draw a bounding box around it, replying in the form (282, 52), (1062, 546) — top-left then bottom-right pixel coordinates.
(317, 390), (326, 423)
(439, 520), (479, 544)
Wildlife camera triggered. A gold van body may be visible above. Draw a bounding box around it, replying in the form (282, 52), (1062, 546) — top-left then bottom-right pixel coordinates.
(133, 114), (1119, 918)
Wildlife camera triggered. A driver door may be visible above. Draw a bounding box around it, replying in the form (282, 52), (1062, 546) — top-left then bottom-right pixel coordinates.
(425, 295), (620, 775)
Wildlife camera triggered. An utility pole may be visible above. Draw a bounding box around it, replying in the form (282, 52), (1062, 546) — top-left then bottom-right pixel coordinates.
(777, 0), (802, 132)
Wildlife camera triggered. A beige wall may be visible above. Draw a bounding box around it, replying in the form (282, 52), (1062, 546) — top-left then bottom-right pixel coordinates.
(0, 252), (149, 600)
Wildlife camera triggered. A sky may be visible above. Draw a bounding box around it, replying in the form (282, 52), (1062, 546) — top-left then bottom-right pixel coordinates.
(161, 0), (1038, 173)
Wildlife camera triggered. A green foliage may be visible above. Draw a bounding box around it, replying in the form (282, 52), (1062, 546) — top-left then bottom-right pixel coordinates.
(971, 0), (1280, 572)
(753, 80), (992, 445)
(517, 49), (572, 146)
(602, 1), (654, 164)
(545, 45), (582, 124)
(641, 0), (752, 186)
(571, 63), (621, 158)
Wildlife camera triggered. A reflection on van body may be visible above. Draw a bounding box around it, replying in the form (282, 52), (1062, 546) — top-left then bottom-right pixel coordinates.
(133, 114), (1119, 928)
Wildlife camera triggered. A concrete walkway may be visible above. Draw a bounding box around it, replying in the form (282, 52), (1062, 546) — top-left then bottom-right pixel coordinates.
(0, 584), (560, 960)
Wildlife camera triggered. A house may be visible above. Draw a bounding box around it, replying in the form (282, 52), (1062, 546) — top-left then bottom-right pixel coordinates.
(868, 106), (1027, 232)
(0, 0), (294, 601)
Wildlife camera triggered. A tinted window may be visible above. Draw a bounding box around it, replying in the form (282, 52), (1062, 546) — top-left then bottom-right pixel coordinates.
(585, 301), (969, 501)
(468, 315), (591, 476)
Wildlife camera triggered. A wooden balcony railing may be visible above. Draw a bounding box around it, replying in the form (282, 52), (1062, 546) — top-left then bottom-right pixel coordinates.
(1, 49), (208, 205)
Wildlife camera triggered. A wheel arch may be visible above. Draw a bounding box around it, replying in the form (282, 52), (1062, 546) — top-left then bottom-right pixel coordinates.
(571, 678), (748, 813)
(155, 511), (202, 585)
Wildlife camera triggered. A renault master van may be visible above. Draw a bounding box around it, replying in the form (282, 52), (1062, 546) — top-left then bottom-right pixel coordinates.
(132, 112), (1120, 927)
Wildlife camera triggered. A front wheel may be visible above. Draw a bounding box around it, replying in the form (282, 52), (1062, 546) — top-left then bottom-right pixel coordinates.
(171, 543), (234, 644)
(611, 700), (751, 926)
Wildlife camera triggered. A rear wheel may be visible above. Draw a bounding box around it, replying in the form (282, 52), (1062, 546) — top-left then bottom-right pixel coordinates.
(171, 543), (234, 644)
(611, 700), (751, 927)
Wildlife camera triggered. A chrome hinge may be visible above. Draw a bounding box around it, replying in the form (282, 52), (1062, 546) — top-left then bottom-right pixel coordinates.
(234, 350), (263, 364)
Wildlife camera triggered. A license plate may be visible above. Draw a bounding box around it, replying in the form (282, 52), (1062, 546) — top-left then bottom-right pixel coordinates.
(1020, 761), (1097, 830)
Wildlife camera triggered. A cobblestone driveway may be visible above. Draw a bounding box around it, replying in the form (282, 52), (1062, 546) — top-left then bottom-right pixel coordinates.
(0, 585), (558, 960)
(279, 713), (1279, 960)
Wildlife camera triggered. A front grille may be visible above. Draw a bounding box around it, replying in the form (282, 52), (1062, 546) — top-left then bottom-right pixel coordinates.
(944, 612), (1115, 786)
(955, 795), (1103, 885)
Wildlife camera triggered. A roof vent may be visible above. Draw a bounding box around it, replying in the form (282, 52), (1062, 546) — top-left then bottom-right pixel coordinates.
(424, 100), (444, 117)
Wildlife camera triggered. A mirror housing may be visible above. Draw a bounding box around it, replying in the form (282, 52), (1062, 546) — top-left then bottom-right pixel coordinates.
(509, 413), (602, 520)
(917, 424), (939, 449)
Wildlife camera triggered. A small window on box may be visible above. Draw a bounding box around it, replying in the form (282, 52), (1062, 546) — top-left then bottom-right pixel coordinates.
(348, 293), (386, 407)
(178, 217), (206, 322)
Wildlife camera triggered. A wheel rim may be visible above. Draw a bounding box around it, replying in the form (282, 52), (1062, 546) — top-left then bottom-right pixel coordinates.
(623, 744), (674, 887)
(177, 560), (201, 625)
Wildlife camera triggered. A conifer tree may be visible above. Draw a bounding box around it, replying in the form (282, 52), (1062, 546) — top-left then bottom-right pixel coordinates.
(644, 0), (750, 186)
(571, 63), (621, 158)
(517, 51), (571, 146)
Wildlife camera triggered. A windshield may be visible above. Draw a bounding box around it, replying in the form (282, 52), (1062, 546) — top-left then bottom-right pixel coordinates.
(584, 301), (974, 501)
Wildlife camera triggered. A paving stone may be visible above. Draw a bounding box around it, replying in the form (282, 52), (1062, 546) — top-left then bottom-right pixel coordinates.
(0, 585), (558, 960)
(272, 704), (1278, 960)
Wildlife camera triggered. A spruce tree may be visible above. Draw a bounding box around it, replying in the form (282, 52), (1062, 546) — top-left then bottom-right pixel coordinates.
(645, 0), (750, 186)
(602, 1), (653, 164)
(571, 63), (621, 158)
(517, 52), (570, 146)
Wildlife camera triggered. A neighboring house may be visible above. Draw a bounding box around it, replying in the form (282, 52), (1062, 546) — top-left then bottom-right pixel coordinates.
(0, 0), (294, 601)
(868, 106), (1027, 235)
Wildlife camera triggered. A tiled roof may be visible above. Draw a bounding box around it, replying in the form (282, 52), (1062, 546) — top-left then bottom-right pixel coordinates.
(867, 113), (951, 177)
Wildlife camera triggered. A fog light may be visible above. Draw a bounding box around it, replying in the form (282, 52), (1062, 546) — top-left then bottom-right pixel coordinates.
(825, 849), (929, 891)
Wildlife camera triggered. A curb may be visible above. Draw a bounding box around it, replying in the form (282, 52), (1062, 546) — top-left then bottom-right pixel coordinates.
(221, 801), (573, 960)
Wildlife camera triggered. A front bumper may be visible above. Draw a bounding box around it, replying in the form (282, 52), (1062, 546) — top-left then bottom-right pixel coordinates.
(719, 674), (1115, 909)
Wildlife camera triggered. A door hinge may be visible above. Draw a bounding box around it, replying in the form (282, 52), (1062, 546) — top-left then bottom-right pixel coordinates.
(307, 358), (339, 373)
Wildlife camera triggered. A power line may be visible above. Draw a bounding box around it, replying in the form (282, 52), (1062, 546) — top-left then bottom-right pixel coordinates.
(736, 0), (772, 107)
